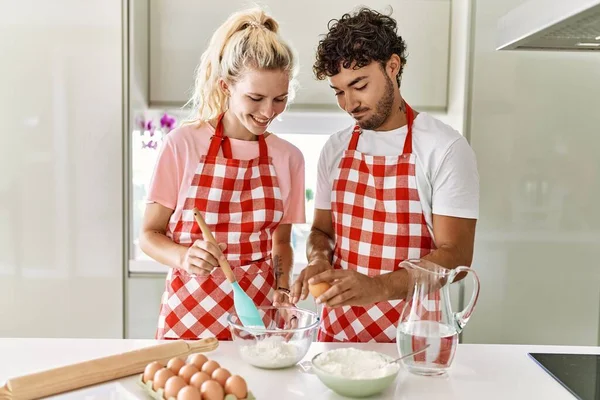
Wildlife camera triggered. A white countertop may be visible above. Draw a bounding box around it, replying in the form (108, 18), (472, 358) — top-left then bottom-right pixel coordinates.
(1, 338), (598, 399)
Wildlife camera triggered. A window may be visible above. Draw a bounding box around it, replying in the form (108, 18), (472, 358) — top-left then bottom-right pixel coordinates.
(129, 110), (344, 274)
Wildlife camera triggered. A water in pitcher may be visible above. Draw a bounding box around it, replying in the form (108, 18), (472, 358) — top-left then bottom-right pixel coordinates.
(396, 320), (459, 375)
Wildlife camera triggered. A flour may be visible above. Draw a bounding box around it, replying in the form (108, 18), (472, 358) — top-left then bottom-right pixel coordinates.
(239, 335), (301, 368)
(313, 348), (399, 379)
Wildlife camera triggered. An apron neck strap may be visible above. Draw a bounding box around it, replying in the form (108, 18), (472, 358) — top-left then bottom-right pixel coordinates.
(207, 114), (232, 158)
(347, 102), (415, 154)
(348, 125), (362, 151)
(207, 114), (268, 158)
(402, 103), (414, 155)
(258, 133), (268, 157)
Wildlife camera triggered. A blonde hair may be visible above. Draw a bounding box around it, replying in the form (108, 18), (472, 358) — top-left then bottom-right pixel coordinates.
(186, 8), (298, 123)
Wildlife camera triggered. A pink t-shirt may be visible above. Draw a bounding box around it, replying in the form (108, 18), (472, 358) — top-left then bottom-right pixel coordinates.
(146, 122), (306, 225)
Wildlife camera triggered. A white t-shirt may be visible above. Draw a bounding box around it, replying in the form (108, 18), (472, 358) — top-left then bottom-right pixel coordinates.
(315, 112), (479, 236)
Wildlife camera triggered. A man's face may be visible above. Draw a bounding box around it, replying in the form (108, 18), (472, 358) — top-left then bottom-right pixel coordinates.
(329, 61), (395, 130)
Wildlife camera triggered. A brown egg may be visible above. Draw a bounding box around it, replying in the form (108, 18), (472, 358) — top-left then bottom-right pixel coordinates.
(167, 357), (186, 375)
(211, 367), (231, 387)
(177, 385), (202, 400)
(153, 368), (175, 391)
(200, 380), (224, 400)
(309, 282), (331, 299)
(164, 375), (187, 399)
(189, 371), (211, 389)
(225, 375), (248, 399)
(189, 353), (208, 369)
(142, 361), (163, 383)
(178, 364), (199, 383)
(201, 360), (220, 375)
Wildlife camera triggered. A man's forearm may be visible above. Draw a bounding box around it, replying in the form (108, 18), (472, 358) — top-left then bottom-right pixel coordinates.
(374, 269), (410, 301)
(376, 245), (472, 301)
(306, 228), (335, 264)
(422, 244), (472, 270)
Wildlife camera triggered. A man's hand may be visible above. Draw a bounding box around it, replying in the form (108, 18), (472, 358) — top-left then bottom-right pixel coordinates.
(290, 258), (332, 304)
(309, 269), (389, 307)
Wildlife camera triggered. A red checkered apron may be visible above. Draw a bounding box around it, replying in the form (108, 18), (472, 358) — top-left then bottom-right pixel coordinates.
(318, 104), (438, 342)
(156, 115), (283, 340)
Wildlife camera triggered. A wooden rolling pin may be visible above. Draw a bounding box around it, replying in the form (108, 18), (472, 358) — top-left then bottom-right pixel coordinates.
(0, 337), (218, 400)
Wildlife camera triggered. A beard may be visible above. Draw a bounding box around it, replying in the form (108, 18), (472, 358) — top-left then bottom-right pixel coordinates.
(357, 74), (395, 130)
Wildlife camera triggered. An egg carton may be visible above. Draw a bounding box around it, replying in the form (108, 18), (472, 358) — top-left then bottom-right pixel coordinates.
(137, 374), (257, 400)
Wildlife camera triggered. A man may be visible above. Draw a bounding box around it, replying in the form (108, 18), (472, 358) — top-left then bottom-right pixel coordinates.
(290, 7), (479, 342)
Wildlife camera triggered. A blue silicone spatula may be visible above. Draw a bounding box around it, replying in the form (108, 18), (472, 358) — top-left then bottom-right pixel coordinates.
(193, 208), (266, 329)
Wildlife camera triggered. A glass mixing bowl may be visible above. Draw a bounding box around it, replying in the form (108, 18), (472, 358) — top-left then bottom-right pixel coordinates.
(227, 306), (319, 369)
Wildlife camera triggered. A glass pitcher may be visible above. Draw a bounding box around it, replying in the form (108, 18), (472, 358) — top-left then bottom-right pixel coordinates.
(396, 259), (480, 376)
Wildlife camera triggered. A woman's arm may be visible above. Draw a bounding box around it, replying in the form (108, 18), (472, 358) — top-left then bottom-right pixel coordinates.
(271, 223), (294, 289)
(139, 203), (224, 275)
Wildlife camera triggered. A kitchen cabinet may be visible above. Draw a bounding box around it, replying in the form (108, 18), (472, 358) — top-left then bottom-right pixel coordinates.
(463, 0), (600, 346)
(127, 275), (165, 339)
(0, 0), (124, 338)
(148, 0), (451, 110)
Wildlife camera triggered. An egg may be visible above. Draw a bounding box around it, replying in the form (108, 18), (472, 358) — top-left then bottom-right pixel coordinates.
(189, 371), (211, 388)
(200, 380), (224, 400)
(153, 368), (175, 391)
(225, 375), (248, 399)
(189, 353), (208, 369)
(178, 364), (199, 383)
(164, 375), (187, 399)
(167, 357), (186, 375)
(201, 360), (220, 375)
(142, 361), (163, 383)
(309, 282), (331, 299)
(177, 385), (202, 400)
(211, 367), (231, 386)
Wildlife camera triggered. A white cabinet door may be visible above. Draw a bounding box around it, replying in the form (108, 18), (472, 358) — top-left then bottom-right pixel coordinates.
(462, 0), (600, 346)
(0, 0), (124, 338)
(149, 0), (450, 110)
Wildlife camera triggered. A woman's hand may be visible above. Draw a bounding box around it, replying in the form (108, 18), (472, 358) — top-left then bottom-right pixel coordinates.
(181, 241), (227, 276)
(273, 287), (294, 307)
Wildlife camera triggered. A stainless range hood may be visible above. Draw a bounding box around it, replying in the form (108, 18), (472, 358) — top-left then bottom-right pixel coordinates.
(497, 0), (600, 51)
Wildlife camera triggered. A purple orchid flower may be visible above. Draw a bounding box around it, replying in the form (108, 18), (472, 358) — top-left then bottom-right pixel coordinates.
(160, 113), (176, 132)
(145, 120), (154, 131)
(135, 116), (146, 131)
(142, 140), (158, 150)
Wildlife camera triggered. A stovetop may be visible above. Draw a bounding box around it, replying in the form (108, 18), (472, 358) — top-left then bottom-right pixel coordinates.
(529, 353), (600, 400)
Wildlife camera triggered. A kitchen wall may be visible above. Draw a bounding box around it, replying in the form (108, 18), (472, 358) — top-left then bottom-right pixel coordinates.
(0, 0), (124, 338)
(463, 0), (600, 345)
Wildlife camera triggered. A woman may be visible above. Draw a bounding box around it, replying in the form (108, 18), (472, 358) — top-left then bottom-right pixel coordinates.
(140, 8), (305, 340)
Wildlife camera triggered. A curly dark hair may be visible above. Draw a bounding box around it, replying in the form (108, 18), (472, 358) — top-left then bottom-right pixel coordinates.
(313, 7), (408, 86)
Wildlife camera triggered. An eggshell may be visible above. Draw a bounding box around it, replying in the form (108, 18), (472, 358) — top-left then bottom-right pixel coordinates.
(178, 364), (200, 383)
(189, 371), (211, 389)
(224, 375), (248, 399)
(309, 282), (331, 299)
(177, 385), (202, 400)
(164, 375), (187, 399)
(167, 357), (186, 375)
(142, 361), (163, 383)
(201, 360), (220, 375)
(189, 353), (208, 369)
(153, 368), (175, 391)
(200, 380), (224, 400)
(211, 367), (231, 386)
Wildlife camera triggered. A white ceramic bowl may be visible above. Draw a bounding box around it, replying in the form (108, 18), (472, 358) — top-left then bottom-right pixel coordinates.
(310, 349), (400, 398)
